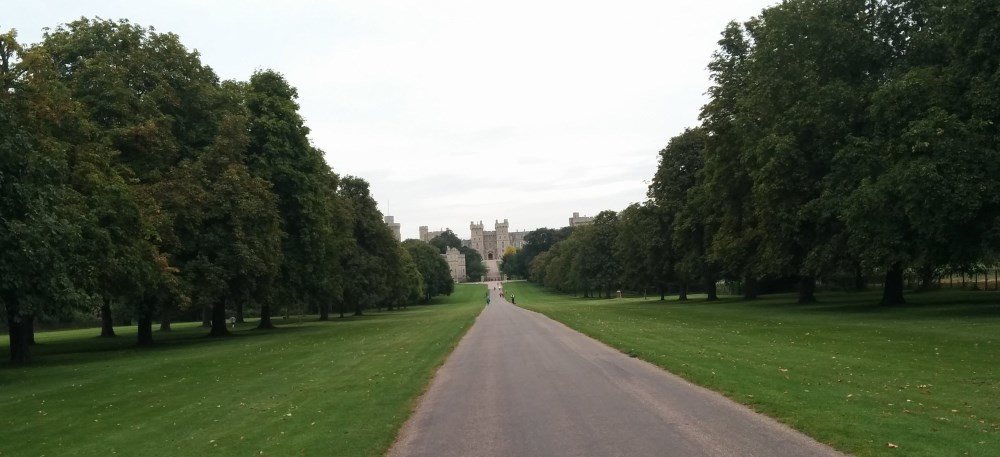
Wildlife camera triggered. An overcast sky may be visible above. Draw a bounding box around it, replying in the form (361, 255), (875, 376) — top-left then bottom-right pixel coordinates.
(11, 0), (774, 240)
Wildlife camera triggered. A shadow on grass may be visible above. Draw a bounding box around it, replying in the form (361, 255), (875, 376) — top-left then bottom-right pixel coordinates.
(1, 305), (447, 369)
(570, 287), (1000, 321)
(688, 289), (1000, 321)
(0, 314), (382, 370)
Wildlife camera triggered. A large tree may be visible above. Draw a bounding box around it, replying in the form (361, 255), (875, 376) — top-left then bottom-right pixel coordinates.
(244, 70), (344, 326)
(649, 129), (712, 300)
(34, 18), (222, 342)
(403, 240), (454, 302)
(339, 177), (401, 314)
(737, 0), (887, 303)
(836, 0), (1000, 304)
(1, 31), (94, 361)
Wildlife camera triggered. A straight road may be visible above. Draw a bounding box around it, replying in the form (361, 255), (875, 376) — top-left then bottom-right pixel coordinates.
(389, 283), (842, 457)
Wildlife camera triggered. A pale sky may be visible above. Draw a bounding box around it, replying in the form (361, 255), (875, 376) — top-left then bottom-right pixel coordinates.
(10, 0), (774, 240)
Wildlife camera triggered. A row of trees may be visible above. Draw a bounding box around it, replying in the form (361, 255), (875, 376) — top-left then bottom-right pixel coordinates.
(518, 0), (999, 305)
(1, 19), (451, 363)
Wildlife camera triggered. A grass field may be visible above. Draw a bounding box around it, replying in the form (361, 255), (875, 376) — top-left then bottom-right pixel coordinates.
(507, 281), (1000, 457)
(0, 283), (485, 457)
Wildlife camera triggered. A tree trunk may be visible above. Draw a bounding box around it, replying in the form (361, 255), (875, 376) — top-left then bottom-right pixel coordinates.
(881, 263), (906, 305)
(7, 303), (30, 363)
(257, 302), (275, 329)
(201, 306), (212, 327)
(678, 283), (688, 301)
(917, 266), (936, 291)
(209, 302), (229, 337)
(26, 315), (36, 345)
(743, 277), (758, 300)
(659, 285), (665, 301)
(854, 266), (866, 291)
(137, 315), (153, 346)
(705, 277), (718, 301)
(236, 301), (245, 324)
(797, 276), (816, 304)
(159, 307), (172, 332)
(319, 301), (330, 321)
(100, 301), (116, 337)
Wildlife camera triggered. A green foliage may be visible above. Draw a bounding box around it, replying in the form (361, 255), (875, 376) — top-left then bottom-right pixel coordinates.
(529, 0), (1000, 306)
(2, 18), (428, 360)
(339, 176), (413, 315)
(1, 30), (95, 361)
(428, 229), (462, 253)
(502, 227), (573, 279)
(244, 70), (345, 323)
(462, 248), (486, 282)
(403, 239), (455, 302)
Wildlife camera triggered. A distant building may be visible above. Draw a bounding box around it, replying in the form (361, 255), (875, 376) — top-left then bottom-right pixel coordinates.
(469, 219), (529, 261)
(443, 247), (466, 282)
(569, 212), (594, 227)
(418, 226), (447, 242)
(384, 215), (401, 241)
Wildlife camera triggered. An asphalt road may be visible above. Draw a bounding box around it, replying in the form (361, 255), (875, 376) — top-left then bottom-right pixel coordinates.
(388, 283), (842, 457)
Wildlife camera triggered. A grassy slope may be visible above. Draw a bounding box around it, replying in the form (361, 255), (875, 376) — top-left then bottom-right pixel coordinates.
(0, 284), (485, 457)
(507, 281), (999, 457)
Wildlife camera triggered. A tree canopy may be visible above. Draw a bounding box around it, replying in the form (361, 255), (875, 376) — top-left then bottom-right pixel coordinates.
(1, 19), (438, 363)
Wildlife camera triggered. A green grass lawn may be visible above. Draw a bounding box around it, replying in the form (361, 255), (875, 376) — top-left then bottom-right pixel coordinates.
(507, 281), (1000, 457)
(0, 283), (485, 457)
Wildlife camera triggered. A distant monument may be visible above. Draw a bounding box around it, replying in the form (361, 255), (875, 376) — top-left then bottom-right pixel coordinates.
(569, 212), (594, 227)
(443, 247), (466, 282)
(384, 215), (401, 241)
(469, 219), (528, 261)
(418, 226), (447, 242)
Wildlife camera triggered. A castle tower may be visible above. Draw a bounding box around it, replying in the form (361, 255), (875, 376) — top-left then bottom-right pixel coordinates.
(495, 219), (509, 255)
(384, 216), (401, 241)
(470, 221), (484, 258)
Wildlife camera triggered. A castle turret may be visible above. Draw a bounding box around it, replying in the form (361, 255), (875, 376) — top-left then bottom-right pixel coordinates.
(385, 216), (401, 241)
(470, 221), (485, 258)
(495, 219), (510, 254)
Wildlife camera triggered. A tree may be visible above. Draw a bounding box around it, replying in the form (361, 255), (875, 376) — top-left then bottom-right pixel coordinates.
(650, 129), (710, 300)
(35, 18), (223, 342)
(735, 0), (888, 303)
(463, 248), (486, 282)
(505, 227), (573, 279)
(1, 31), (92, 361)
(428, 230), (462, 253)
(403, 240), (454, 302)
(615, 203), (660, 297)
(244, 70), (344, 326)
(835, 0), (1000, 305)
(699, 20), (765, 299)
(339, 177), (400, 314)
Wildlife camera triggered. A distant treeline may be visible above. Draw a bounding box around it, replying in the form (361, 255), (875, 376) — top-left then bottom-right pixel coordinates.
(503, 0), (1000, 303)
(1, 19), (453, 363)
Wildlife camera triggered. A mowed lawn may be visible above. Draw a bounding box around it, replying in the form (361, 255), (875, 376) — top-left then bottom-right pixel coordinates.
(507, 281), (999, 457)
(0, 283), (485, 457)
